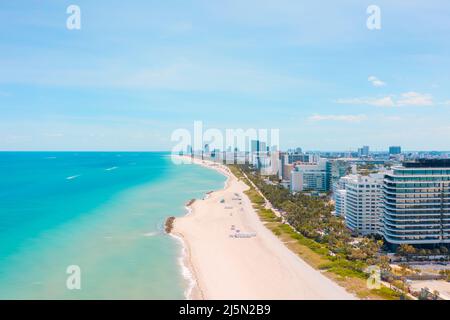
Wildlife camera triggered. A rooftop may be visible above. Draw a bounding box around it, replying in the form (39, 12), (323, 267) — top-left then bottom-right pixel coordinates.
(402, 159), (450, 168)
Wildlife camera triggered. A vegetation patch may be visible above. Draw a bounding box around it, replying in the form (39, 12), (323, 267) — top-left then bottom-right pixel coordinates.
(258, 208), (281, 223)
(318, 260), (367, 279)
(371, 287), (402, 300)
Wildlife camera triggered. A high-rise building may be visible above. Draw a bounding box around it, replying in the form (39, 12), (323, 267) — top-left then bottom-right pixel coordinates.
(333, 171), (351, 211)
(287, 153), (309, 164)
(358, 146), (370, 158)
(250, 140), (267, 168)
(250, 140), (266, 154)
(308, 153), (320, 163)
(260, 142), (267, 155)
(343, 173), (384, 235)
(357, 148), (363, 157)
(330, 160), (351, 192)
(290, 170), (303, 192)
(290, 158), (330, 193)
(334, 189), (347, 218)
(382, 159), (450, 247)
(282, 163), (294, 181)
(389, 146), (402, 155)
(251, 140), (259, 153)
(260, 151), (281, 176)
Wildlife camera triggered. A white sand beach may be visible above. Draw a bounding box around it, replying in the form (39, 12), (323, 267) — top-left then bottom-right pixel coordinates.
(172, 156), (355, 300)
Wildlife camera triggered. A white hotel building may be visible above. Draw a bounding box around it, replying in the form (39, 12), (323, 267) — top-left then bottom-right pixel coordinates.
(290, 158), (330, 193)
(334, 189), (347, 218)
(336, 173), (384, 236)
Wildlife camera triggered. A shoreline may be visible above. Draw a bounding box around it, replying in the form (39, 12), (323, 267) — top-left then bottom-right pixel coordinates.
(171, 155), (355, 300)
(170, 156), (231, 300)
(169, 232), (201, 299)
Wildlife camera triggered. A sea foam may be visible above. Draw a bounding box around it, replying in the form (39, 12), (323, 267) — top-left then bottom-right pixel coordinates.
(66, 175), (80, 180)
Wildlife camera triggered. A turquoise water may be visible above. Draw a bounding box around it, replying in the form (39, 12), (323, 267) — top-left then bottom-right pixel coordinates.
(0, 152), (225, 299)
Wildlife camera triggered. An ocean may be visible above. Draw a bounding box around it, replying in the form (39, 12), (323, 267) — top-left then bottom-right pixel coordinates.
(0, 152), (226, 299)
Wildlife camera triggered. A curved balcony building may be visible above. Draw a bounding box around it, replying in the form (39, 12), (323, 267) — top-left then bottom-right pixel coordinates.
(382, 159), (450, 247)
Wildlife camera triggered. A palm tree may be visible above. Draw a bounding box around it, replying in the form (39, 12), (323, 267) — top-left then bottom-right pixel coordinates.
(379, 255), (392, 273)
(397, 244), (416, 261)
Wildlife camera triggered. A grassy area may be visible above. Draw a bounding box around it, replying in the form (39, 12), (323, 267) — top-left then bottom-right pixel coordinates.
(229, 164), (401, 300)
(318, 260), (367, 279)
(245, 189), (265, 206)
(371, 286), (402, 300)
(258, 208), (282, 223)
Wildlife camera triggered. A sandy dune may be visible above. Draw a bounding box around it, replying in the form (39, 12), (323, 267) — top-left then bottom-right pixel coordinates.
(173, 157), (355, 300)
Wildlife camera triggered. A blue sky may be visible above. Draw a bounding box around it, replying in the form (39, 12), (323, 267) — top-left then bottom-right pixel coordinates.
(0, 0), (449, 151)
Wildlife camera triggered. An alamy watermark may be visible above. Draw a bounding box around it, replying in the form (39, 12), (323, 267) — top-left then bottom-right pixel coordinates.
(64, 5), (379, 32)
(367, 5), (381, 30)
(66, 5), (81, 30)
(66, 265), (81, 290)
(170, 121), (280, 165)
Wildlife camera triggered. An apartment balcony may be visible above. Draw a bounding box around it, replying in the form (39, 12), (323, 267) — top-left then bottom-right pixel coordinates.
(383, 216), (441, 224)
(383, 224), (443, 233)
(384, 181), (450, 188)
(384, 216), (446, 224)
(384, 186), (449, 191)
(384, 203), (447, 211)
(383, 189), (449, 197)
(385, 174), (450, 180)
(382, 232), (449, 245)
(382, 228), (442, 238)
(383, 223), (442, 232)
(383, 193), (446, 201)
(384, 207), (446, 214)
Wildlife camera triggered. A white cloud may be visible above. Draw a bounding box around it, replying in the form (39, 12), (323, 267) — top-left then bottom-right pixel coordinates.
(370, 96), (396, 107)
(368, 76), (386, 87)
(383, 115), (402, 121)
(336, 92), (434, 107)
(397, 92), (433, 106)
(335, 96), (395, 107)
(308, 114), (368, 122)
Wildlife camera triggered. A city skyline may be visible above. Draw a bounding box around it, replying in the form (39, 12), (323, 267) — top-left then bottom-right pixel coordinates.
(1, 1), (450, 151)
(2, 1), (450, 304)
